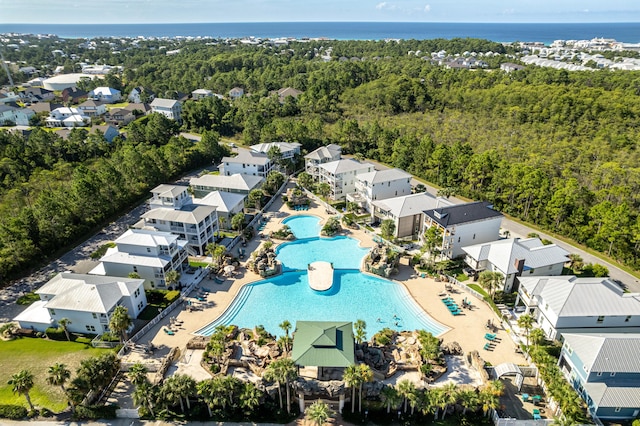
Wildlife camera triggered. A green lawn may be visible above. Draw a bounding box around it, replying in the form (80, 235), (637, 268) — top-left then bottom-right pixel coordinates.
(0, 337), (110, 411)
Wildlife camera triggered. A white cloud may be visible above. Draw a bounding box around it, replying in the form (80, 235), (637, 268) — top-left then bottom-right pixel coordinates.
(376, 2), (386, 9)
(424, 4), (430, 13)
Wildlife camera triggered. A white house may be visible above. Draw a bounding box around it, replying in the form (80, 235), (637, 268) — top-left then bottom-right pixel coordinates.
(516, 276), (640, 340)
(150, 98), (182, 122)
(0, 105), (35, 126)
(194, 191), (246, 225)
(304, 144), (342, 179)
(372, 193), (453, 239)
(190, 173), (264, 197)
(250, 141), (302, 160)
(77, 99), (107, 117)
(45, 107), (89, 128)
(229, 87), (244, 100)
(128, 86), (155, 103)
(422, 201), (504, 259)
(88, 87), (122, 104)
(192, 88), (213, 100)
(13, 273), (147, 334)
(318, 159), (375, 200)
(347, 168), (412, 213)
(90, 229), (188, 290)
(138, 184), (218, 256)
(219, 149), (274, 178)
(462, 238), (570, 292)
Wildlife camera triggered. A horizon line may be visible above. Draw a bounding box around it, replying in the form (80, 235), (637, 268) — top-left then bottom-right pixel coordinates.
(3, 20), (640, 25)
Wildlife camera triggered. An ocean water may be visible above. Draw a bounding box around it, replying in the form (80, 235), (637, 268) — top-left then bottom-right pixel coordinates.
(2, 22), (640, 44)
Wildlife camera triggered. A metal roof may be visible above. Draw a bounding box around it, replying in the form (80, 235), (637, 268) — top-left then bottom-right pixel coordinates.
(196, 191), (246, 213)
(304, 144), (342, 161)
(563, 333), (640, 373)
(190, 173), (264, 192)
(584, 383), (640, 408)
(424, 201), (503, 228)
(319, 159), (374, 175)
(372, 193), (452, 219)
(150, 98), (180, 108)
(291, 321), (355, 368)
(142, 204), (217, 224)
(151, 184), (188, 198)
(222, 149), (271, 166)
(116, 228), (180, 248)
(250, 141), (301, 154)
(356, 168), (412, 185)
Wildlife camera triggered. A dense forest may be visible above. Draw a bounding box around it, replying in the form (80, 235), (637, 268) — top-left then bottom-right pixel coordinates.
(1, 36), (639, 283)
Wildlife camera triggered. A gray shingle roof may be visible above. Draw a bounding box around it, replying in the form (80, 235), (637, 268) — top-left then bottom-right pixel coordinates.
(424, 201), (503, 227)
(304, 144), (342, 161)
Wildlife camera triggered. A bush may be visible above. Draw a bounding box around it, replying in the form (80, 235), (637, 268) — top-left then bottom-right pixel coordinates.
(16, 292), (40, 305)
(74, 404), (118, 420)
(45, 327), (67, 341)
(0, 404), (28, 420)
(164, 290), (180, 304)
(75, 336), (92, 344)
(90, 242), (116, 260)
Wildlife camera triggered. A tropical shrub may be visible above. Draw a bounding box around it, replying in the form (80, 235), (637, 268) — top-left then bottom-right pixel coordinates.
(0, 405), (28, 420)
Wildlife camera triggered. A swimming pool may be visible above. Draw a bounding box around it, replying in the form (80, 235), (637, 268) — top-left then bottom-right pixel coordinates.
(195, 215), (449, 337)
(282, 214), (321, 239)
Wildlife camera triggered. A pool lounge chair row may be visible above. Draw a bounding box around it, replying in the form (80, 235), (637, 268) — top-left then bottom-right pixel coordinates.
(442, 297), (462, 315)
(293, 205), (309, 211)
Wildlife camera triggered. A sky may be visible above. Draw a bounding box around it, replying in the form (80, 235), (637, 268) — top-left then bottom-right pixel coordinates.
(1, 0), (639, 24)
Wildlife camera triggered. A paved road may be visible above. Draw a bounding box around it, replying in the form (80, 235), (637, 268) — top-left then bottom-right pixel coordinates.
(365, 159), (640, 293)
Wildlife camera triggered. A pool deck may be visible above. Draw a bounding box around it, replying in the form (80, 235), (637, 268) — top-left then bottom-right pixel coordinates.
(122, 187), (525, 374)
(307, 261), (334, 291)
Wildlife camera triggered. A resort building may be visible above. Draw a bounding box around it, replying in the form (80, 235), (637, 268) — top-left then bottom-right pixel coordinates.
(516, 276), (640, 340)
(347, 168), (412, 213)
(137, 184), (218, 256)
(190, 173), (263, 197)
(194, 191), (246, 225)
(371, 193), (453, 239)
(462, 238), (570, 292)
(250, 141), (302, 160)
(88, 87), (122, 104)
(89, 229), (189, 290)
(291, 321), (355, 380)
(304, 144), (342, 180)
(422, 201), (504, 259)
(13, 273), (147, 334)
(559, 333), (640, 421)
(150, 98), (182, 122)
(318, 159), (375, 201)
(219, 149), (274, 178)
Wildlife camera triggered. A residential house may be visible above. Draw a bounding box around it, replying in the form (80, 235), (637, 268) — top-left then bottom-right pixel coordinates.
(192, 88), (213, 100)
(77, 99), (107, 117)
(12, 273), (147, 334)
(45, 107), (89, 128)
(347, 168), (412, 213)
(371, 193), (453, 239)
(270, 87), (303, 103)
(20, 87), (55, 103)
(559, 333), (640, 421)
(219, 149), (274, 178)
(422, 201), (503, 259)
(88, 86), (122, 104)
(0, 90), (20, 105)
(291, 321), (355, 380)
(137, 184), (218, 256)
(128, 87), (155, 103)
(0, 105), (35, 126)
(61, 87), (88, 104)
(90, 229), (189, 290)
(150, 98), (182, 122)
(516, 276), (640, 340)
(318, 159), (375, 201)
(194, 191), (246, 225)
(91, 124), (120, 143)
(190, 173), (264, 197)
(462, 238), (569, 292)
(304, 144), (342, 179)
(500, 62), (526, 72)
(105, 107), (135, 127)
(229, 87), (244, 100)
(124, 103), (152, 116)
(28, 102), (63, 115)
(250, 141), (302, 161)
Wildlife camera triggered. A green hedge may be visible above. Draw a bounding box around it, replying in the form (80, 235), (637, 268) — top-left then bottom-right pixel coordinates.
(74, 404), (118, 420)
(164, 290), (180, 304)
(0, 404), (28, 420)
(45, 327), (67, 341)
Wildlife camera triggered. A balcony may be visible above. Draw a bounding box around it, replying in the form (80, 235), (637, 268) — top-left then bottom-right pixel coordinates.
(170, 225), (184, 232)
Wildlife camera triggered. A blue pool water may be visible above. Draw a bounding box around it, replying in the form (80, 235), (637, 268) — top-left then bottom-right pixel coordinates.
(195, 215), (449, 337)
(282, 214), (321, 239)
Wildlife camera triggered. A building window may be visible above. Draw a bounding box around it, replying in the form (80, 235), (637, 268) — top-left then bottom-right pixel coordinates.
(50, 309), (56, 316)
(92, 313), (97, 319)
(85, 325), (96, 332)
(147, 247), (151, 253)
(610, 372), (616, 377)
(133, 266), (138, 272)
(625, 315), (631, 322)
(473, 234), (476, 239)
(597, 316), (605, 323)
(597, 372), (602, 376)
(615, 407), (621, 412)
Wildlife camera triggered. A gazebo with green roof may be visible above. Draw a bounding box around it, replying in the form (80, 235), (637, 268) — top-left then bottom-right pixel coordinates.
(291, 321), (355, 380)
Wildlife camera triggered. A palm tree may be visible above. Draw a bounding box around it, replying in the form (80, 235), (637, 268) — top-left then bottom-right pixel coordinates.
(164, 270), (180, 290)
(567, 253), (583, 272)
(479, 388), (499, 417)
(343, 364), (361, 413)
(264, 358), (297, 413)
(530, 328), (546, 349)
(380, 385), (401, 414)
(357, 363), (373, 413)
(440, 382), (458, 419)
(517, 314), (535, 347)
(396, 379), (416, 413)
(354, 319), (367, 345)
(47, 363), (73, 412)
(127, 362), (149, 387)
(196, 379), (215, 417)
(277, 335), (292, 354)
(8, 369), (35, 411)
(57, 318), (72, 341)
(458, 389), (479, 415)
(478, 271), (503, 298)
(175, 374), (197, 410)
(306, 400), (332, 426)
(109, 305), (132, 343)
(317, 182), (331, 199)
(429, 387), (446, 420)
(239, 382), (261, 414)
(279, 319), (292, 337)
(206, 243), (226, 268)
(133, 380), (156, 417)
